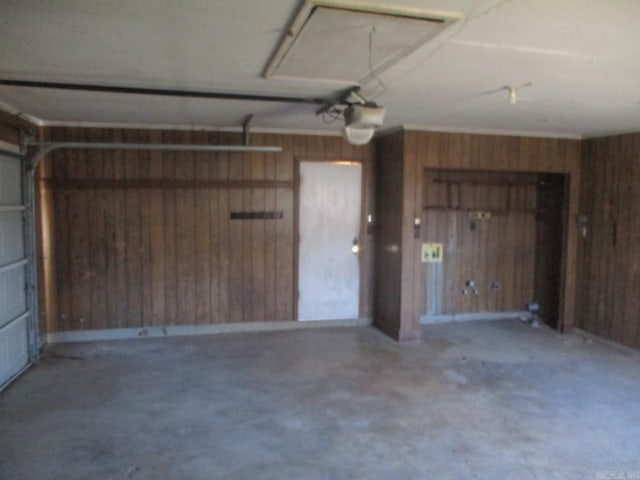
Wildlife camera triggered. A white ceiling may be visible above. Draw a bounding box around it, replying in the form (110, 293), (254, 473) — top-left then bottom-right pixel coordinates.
(1, 0), (640, 138)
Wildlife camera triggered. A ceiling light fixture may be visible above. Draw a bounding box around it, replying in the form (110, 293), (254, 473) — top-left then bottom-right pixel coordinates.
(343, 103), (386, 145)
(504, 83), (532, 105)
(316, 86), (385, 145)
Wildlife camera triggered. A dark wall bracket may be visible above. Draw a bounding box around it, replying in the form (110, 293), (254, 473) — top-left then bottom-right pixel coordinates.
(230, 211), (284, 220)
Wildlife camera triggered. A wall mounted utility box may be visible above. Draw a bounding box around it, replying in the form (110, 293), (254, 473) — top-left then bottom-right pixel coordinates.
(422, 243), (443, 263)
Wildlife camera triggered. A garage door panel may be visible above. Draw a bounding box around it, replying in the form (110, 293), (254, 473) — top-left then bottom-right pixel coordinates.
(0, 211), (26, 265)
(0, 266), (27, 329)
(0, 155), (22, 205)
(0, 315), (28, 386)
(0, 149), (31, 390)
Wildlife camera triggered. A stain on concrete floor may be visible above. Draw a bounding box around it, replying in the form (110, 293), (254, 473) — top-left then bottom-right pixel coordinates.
(1, 320), (639, 479)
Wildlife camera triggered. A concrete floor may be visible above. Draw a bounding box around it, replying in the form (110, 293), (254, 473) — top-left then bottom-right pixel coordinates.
(1, 320), (640, 480)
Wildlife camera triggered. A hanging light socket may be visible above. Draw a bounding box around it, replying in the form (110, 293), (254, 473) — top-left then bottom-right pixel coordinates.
(343, 126), (375, 145)
(343, 104), (386, 145)
(504, 82), (532, 105)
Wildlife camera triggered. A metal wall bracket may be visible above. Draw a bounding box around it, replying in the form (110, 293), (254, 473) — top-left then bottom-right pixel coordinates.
(24, 140), (283, 173)
(315, 85), (363, 116)
(242, 114), (254, 146)
(19, 129), (37, 155)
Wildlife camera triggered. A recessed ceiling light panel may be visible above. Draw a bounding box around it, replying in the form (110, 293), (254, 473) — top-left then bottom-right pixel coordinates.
(264, 1), (459, 85)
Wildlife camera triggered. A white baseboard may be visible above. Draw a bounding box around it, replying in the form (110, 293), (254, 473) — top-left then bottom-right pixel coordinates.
(421, 311), (529, 325)
(45, 318), (372, 344)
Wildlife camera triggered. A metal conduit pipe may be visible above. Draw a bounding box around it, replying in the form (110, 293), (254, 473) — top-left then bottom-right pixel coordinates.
(25, 141), (282, 172)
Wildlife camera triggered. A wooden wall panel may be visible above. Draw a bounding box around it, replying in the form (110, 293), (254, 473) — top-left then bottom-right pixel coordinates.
(146, 131), (164, 326)
(420, 169), (564, 321)
(577, 133), (640, 349)
(375, 130), (581, 341)
(0, 110), (33, 146)
(420, 132), (580, 331)
(622, 135), (640, 347)
(39, 129), (374, 331)
(161, 130), (178, 328)
(274, 135), (293, 321)
(28, 117), (640, 347)
(67, 128), (91, 329)
(193, 130), (211, 324)
(263, 135), (277, 323)
(124, 129), (144, 327)
(401, 131), (421, 340)
(373, 131), (405, 340)
(51, 128), (71, 330)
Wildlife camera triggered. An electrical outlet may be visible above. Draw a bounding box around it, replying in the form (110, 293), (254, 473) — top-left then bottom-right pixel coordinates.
(469, 211), (491, 221)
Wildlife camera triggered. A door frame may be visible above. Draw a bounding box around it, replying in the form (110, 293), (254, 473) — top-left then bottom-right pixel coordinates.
(293, 157), (365, 321)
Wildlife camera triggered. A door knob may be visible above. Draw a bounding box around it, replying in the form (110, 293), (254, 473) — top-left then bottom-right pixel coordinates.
(351, 237), (359, 255)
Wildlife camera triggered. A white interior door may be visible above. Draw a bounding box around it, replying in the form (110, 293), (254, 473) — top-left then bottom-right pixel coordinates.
(0, 150), (29, 391)
(298, 161), (362, 321)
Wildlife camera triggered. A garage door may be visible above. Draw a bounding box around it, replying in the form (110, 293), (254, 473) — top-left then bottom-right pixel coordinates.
(0, 149), (33, 391)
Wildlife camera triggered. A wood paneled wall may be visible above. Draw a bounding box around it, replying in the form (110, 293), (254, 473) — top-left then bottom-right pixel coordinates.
(420, 170), (565, 326)
(374, 130), (581, 341)
(373, 131), (405, 340)
(422, 170), (538, 316)
(39, 128), (374, 331)
(577, 134), (640, 349)
(12, 114), (640, 346)
(0, 110), (32, 146)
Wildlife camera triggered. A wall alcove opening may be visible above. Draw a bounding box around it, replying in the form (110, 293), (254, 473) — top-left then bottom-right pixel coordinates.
(420, 168), (566, 329)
